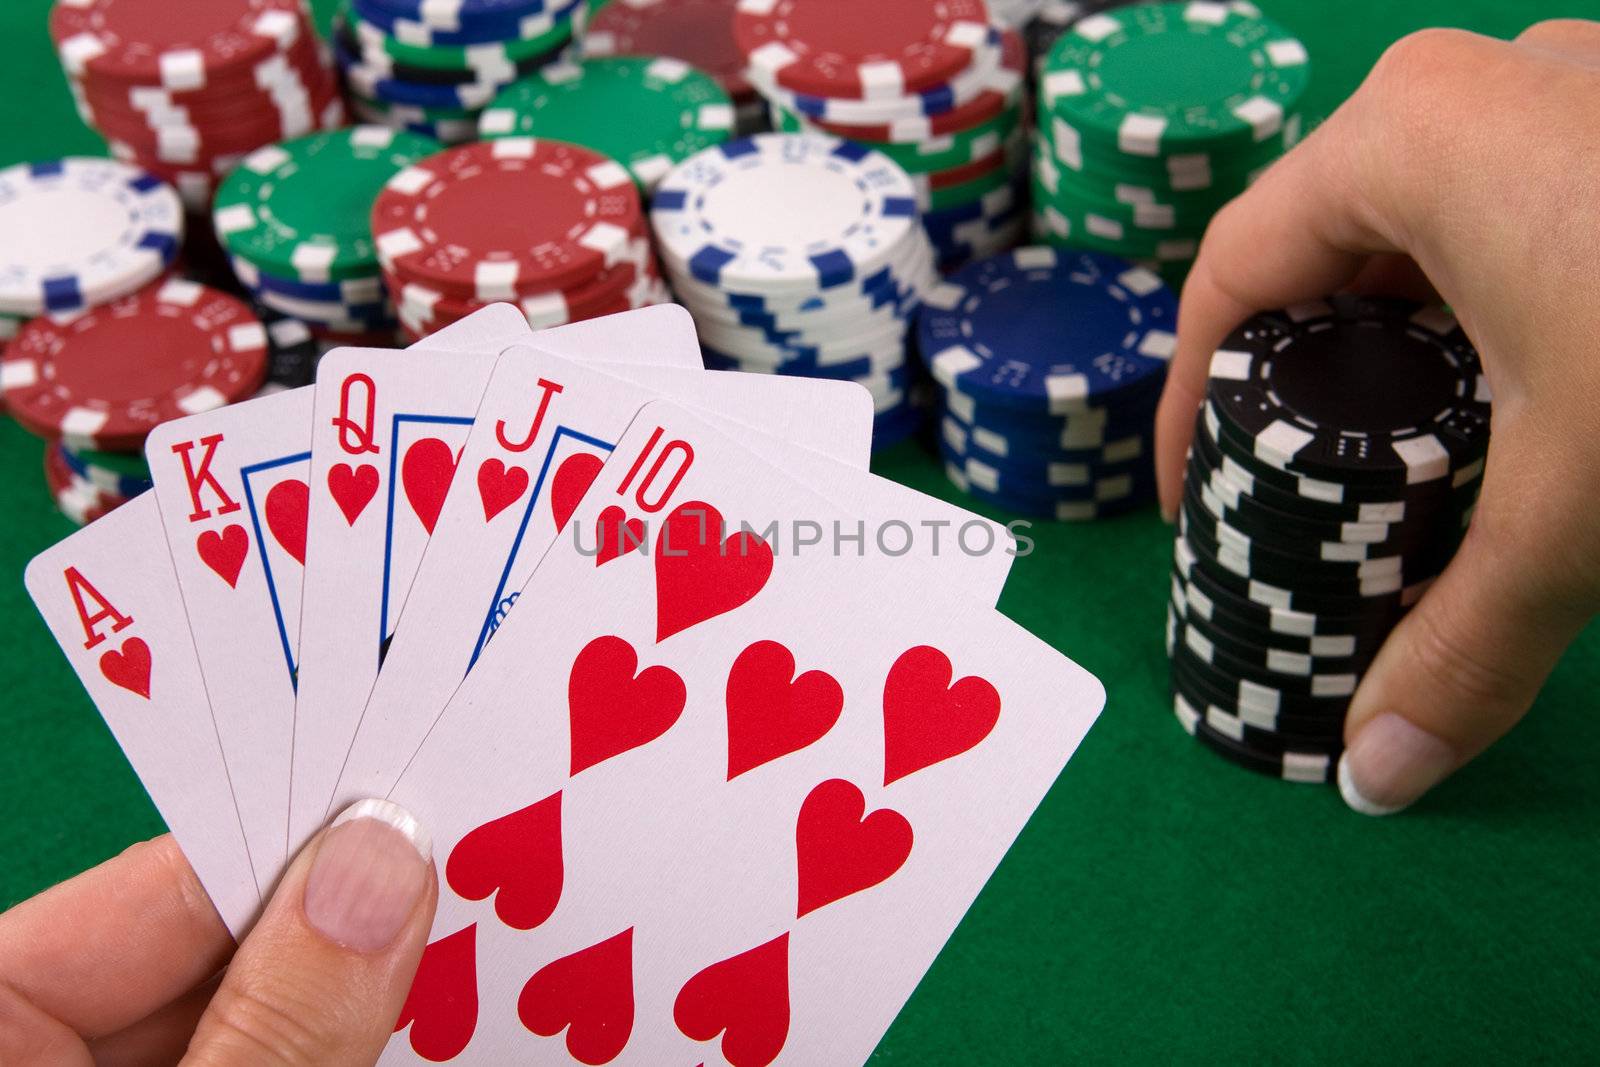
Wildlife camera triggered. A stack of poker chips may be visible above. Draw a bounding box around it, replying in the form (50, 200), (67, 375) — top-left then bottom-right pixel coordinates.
(1, 278), (272, 526)
(334, 0), (584, 144)
(652, 133), (938, 450)
(1032, 2), (1309, 290)
(50, 0), (343, 214)
(921, 246), (1173, 519)
(479, 56), (734, 195)
(579, 0), (769, 136)
(372, 139), (665, 340)
(214, 126), (441, 345)
(736, 0), (1029, 273)
(1169, 296), (1491, 783)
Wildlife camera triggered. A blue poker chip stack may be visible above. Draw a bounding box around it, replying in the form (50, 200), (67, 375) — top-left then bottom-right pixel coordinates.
(919, 245), (1175, 519)
(652, 133), (940, 451)
(334, 0), (585, 144)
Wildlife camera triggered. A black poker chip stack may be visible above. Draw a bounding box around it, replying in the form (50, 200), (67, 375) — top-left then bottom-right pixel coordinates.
(1168, 296), (1492, 783)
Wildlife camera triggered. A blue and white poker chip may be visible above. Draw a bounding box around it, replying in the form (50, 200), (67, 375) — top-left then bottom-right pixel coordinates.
(55, 443), (152, 498)
(356, 0), (558, 30)
(921, 245), (1176, 414)
(651, 133), (921, 292)
(333, 40), (507, 111)
(229, 256), (387, 306)
(0, 158), (183, 317)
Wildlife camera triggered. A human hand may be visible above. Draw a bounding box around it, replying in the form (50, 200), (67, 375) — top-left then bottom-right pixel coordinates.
(0, 800), (437, 1065)
(1154, 22), (1600, 814)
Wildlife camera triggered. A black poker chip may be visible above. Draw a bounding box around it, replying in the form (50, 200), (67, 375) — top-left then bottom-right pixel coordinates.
(1172, 691), (1339, 784)
(1169, 597), (1377, 680)
(259, 308), (322, 390)
(1171, 569), (1392, 660)
(1206, 296), (1491, 489)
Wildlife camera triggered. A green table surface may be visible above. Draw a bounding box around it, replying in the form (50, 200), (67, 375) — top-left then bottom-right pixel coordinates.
(5, 1), (1600, 1061)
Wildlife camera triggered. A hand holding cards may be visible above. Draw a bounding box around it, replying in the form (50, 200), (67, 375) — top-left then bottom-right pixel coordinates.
(26, 306), (1105, 1065)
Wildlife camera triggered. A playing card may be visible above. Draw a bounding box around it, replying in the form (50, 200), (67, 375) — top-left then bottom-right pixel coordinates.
(329, 350), (1012, 822)
(24, 493), (260, 937)
(143, 307), (537, 876)
(378, 401), (1102, 1064)
(288, 310), (705, 848)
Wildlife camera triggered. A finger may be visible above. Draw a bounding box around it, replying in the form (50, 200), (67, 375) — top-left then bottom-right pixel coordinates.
(1342, 253), (1440, 304)
(1516, 19), (1600, 64)
(1155, 111), (1397, 519)
(89, 976), (220, 1067)
(1339, 482), (1592, 814)
(0, 835), (233, 1038)
(183, 800), (437, 1066)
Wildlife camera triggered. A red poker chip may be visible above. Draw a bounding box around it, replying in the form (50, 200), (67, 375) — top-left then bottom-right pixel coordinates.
(399, 276), (663, 339)
(803, 27), (1024, 142)
(50, 0), (310, 90)
(734, 0), (992, 101)
(389, 237), (658, 323)
(926, 139), (1014, 190)
(395, 258), (660, 331)
(74, 36), (332, 122)
(585, 0), (754, 101)
(2, 279), (268, 451)
(372, 140), (646, 302)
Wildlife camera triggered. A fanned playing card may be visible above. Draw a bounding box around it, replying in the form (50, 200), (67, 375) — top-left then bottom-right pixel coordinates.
(378, 401), (1103, 1064)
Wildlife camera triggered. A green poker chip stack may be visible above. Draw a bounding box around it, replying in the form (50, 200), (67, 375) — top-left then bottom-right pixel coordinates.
(213, 126), (440, 338)
(1031, 1), (1311, 289)
(479, 56), (734, 194)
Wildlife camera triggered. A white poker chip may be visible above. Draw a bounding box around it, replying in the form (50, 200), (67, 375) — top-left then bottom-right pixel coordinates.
(0, 158), (183, 317)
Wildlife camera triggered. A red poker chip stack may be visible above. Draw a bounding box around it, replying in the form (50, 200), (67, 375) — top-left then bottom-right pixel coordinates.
(50, 0), (344, 215)
(1, 277), (270, 525)
(736, 0), (1030, 272)
(580, 0), (769, 136)
(371, 139), (668, 341)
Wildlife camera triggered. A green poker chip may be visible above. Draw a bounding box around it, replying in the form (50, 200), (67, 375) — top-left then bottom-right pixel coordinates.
(1040, 2), (1310, 159)
(337, 0), (576, 73)
(213, 126), (440, 283)
(924, 148), (1021, 213)
(479, 57), (733, 191)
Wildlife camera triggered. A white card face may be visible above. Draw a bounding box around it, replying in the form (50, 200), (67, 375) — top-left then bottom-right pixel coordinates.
(144, 386), (314, 879)
(328, 351), (1008, 824)
(25, 494), (260, 939)
(378, 401), (1104, 1065)
(288, 309), (706, 848)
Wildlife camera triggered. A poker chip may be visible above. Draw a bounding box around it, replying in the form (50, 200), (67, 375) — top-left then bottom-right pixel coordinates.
(1033, 2), (1311, 287)
(43, 441), (131, 526)
(580, 0), (766, 133)
(653, 132), (937, 449)
(0, 159), (183, 317)
(376, 138), (661, 336)
(53, 1), (340, 196)
(918, 246), (1173, 518)
(55, 440), (153, 497)
(337, 0), (582, 143)
(479, 57), (734, 192)
(733, 0), (993, 101)
(1168, 296), (1491, 783)
(748, 18), (1030, 272)
(1, 277), (268, 452)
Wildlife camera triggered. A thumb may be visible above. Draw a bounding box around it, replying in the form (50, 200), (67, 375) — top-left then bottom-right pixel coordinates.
(184, 800), (438, 1065)
(1338, 524), (1585, 815)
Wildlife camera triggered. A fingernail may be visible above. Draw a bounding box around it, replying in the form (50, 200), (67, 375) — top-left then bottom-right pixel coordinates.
(304, 799), (432, 951)
(1338, 713), (1457, 816)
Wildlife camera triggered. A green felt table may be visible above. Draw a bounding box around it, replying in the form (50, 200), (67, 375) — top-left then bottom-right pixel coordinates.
(4, 1), (1600, 1061)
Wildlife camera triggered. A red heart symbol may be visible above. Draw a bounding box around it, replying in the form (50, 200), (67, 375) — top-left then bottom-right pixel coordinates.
(795, 779), (912, 918)
(882, 646), (1001, 786)
(328, 463), (379, 526)
(99, 637), (151, 699)
(476, 458), (528, 523)
(195, 524), (248, 587)
(264, 478), (309, 565)
(674, 934), (790, 1067)
(445, 792), (563, 931)
(594, 505), (644, 567)
(726, 641), (842, 780)
(568, 636), (686, 776)
(518, 929), (634, 1065)
(403, 438), (459, 535)
(551, 451), (604, 533)
(395, 924), (479, 1062)
(655, 501), (773, 642)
